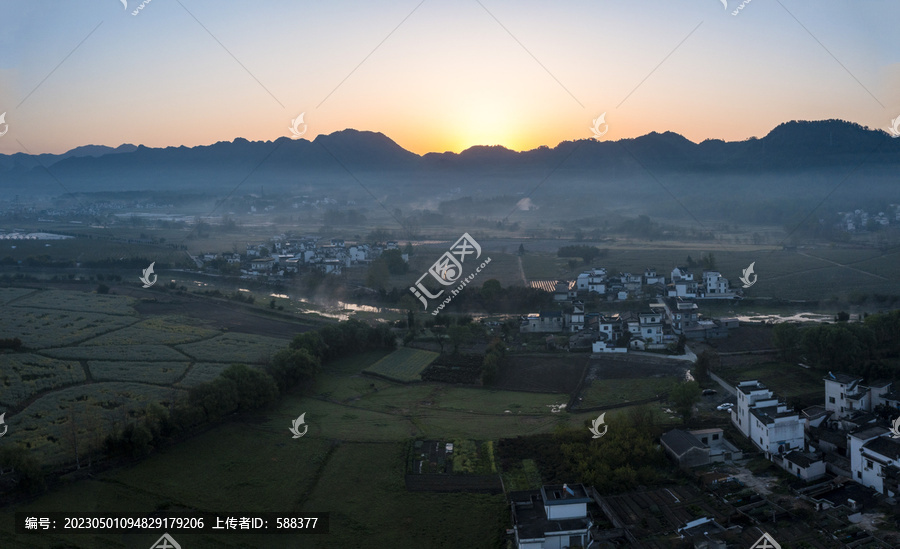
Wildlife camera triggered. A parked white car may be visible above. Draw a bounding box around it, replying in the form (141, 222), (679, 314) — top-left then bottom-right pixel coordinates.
(716, 403), (734, 411)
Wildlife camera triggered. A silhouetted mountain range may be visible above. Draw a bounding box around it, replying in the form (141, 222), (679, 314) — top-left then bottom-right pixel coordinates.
(1, 121), (897, 208)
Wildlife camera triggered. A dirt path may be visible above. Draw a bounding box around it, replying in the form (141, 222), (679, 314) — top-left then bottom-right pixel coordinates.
(517, 256), (527, 285)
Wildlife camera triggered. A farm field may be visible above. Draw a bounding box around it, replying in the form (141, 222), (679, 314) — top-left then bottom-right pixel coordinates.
(0, 287), (297, 466)
(577, 355), (689, 410)
(493, 355), (588, 394)
(1, 334), (608, 548)
(578, 377), (674, 409)
(363, 347), (439, 382)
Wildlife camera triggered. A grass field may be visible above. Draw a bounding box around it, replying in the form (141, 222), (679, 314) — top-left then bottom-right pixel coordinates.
(579, 376), (674, 408)
(363, 348), (439, 382)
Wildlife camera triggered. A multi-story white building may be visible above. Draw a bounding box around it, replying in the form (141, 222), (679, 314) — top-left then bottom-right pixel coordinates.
(824, 373), (894, 420)
(732, 380), (805, 457)
(511, 484), (593, 549)
(858, 436), (900, 497)
(636, 311), (664, 347)
(701, 271), (731, 296)
(847, 425), (890, 488)
(576, 268), (607, 294)
(565, 302), (585, 333)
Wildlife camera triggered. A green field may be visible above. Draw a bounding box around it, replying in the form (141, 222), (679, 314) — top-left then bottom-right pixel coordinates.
(176, 332), (287, 364)
(579, 377), (675, 408)
(0, 288), (294, 466)
(363, 348), (439, 382)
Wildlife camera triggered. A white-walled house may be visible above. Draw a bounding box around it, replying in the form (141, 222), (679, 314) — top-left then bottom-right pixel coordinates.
(858, 436), (900, 496)
(250, 257), (275, 272)
(824, 373), (895, 420)
(510, 484), (593, 549)
(635, 311), (664, 347)
(732, 380), (805, 456)
(671, 266), (694, 282)
(565, 302), (585, 333)
(701, 271), (732, 297)
(824, 373), (868, 420)
(848, 426), (890, 486)
(576, 269), (607, 294)
(644, 267), (665, 285)
(781, 451), (827, 481)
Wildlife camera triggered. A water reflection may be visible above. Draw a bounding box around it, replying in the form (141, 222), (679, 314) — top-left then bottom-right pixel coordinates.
(732, 312), (833, 323)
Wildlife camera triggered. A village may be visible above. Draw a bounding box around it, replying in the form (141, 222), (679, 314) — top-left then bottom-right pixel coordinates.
(505, 371), (900, 548)
(191, 234), (409, 276)
(521, 266), (741, 354)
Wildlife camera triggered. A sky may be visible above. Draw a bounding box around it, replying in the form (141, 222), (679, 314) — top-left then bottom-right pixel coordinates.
(1, 1), (898, 156)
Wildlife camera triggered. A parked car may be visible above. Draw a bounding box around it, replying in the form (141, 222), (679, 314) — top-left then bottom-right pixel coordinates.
(702, 389), (718, 396)
(716, 403), (734, 411)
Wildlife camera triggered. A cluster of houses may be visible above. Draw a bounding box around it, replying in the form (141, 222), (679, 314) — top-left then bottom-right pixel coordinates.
(509, 372), (900, 548)
(663, 372), (900, 501)
(522, 266), (741, 352)
(837, 205), (900, 232)
(566, 266), (740, 302)
(197, 235), (406, 277)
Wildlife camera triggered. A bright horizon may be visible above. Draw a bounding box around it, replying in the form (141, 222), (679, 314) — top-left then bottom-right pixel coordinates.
(45, 116), (894, 159)
(2, 1), (898, 156)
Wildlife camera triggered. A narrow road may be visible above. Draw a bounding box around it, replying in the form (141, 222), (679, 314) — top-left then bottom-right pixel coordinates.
(517, 256), (527, 286)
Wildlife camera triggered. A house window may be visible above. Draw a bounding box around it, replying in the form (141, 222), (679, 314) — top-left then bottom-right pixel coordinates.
(867, 460), (873, 469)
(829, 397), (835, 404)
(713, 434), (719, 440)
(568, 535), (583, 547)
(858, 471), (862, 479)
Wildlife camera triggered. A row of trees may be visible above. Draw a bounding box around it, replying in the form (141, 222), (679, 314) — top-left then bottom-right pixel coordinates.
(772, 310), (900, 377)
